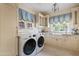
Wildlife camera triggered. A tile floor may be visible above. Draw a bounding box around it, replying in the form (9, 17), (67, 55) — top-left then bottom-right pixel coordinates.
(36, 44), (79, 56)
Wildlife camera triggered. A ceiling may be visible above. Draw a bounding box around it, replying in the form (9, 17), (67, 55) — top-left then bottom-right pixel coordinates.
(19, 3), (79, 15)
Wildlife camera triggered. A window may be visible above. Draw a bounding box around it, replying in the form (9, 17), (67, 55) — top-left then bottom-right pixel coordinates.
(27, 13), (33, 22)
(22, 10), (28, 21)
(18, 8), (34, 22)
(49, 13), (72, 34)
(18, 8), (23, 20)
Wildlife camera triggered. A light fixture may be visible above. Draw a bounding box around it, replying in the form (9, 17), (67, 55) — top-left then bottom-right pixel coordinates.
(52, 3), (59, 13)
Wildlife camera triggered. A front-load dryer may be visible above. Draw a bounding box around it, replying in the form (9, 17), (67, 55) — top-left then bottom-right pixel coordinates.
(19, 33), (37, 56)
(36, 33), (44, 54)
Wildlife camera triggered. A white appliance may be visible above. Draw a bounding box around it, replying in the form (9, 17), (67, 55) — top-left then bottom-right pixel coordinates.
(36, 32), (44, 54)
(18, 29), (37, 56)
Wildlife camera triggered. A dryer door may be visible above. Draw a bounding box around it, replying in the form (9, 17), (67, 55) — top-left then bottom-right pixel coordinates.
(23, 39), (36, 55)
(38, 36), (44, 47)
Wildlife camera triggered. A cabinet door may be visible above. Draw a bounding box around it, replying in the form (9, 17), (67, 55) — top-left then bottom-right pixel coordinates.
(65, 36), (77, 50)
(57, 37), (64, 47)
(51, 37), (57, 46)
(74, 36), (79, 51)
(0, 4), (17, 56)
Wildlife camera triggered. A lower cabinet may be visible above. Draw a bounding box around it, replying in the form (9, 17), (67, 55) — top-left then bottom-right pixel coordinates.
(45, 35), (79, 51)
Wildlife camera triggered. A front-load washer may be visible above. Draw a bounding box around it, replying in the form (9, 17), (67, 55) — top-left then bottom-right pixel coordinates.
(19, 32), (37, 56)
(36, 33), (44, 54)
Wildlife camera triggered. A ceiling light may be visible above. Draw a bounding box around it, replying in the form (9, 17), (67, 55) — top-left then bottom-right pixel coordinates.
(52, 3), (59, 13)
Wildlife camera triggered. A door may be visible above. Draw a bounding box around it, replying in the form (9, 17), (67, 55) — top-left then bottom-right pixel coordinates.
(0, 4), (18, 55)
(38, 36), (44, 47)
(23, 39), (36, 55)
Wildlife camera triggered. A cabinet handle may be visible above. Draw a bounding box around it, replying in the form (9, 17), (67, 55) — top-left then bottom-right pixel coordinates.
(56, 39), (58, 41)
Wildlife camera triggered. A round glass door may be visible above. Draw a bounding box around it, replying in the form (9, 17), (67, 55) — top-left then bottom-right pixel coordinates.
(23, 39), (36, 55)
(38, 36), (44, 47)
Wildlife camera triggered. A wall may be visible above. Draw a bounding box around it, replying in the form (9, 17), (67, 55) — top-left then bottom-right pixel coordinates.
(0, 4), (18, 55)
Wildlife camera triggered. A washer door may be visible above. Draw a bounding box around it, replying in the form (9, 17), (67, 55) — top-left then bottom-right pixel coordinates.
(23, 39), (36, 55)
(38, 36), (44, 47)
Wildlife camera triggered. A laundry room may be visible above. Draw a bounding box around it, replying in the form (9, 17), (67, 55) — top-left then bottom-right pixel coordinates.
(0, 3), (79, 56)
